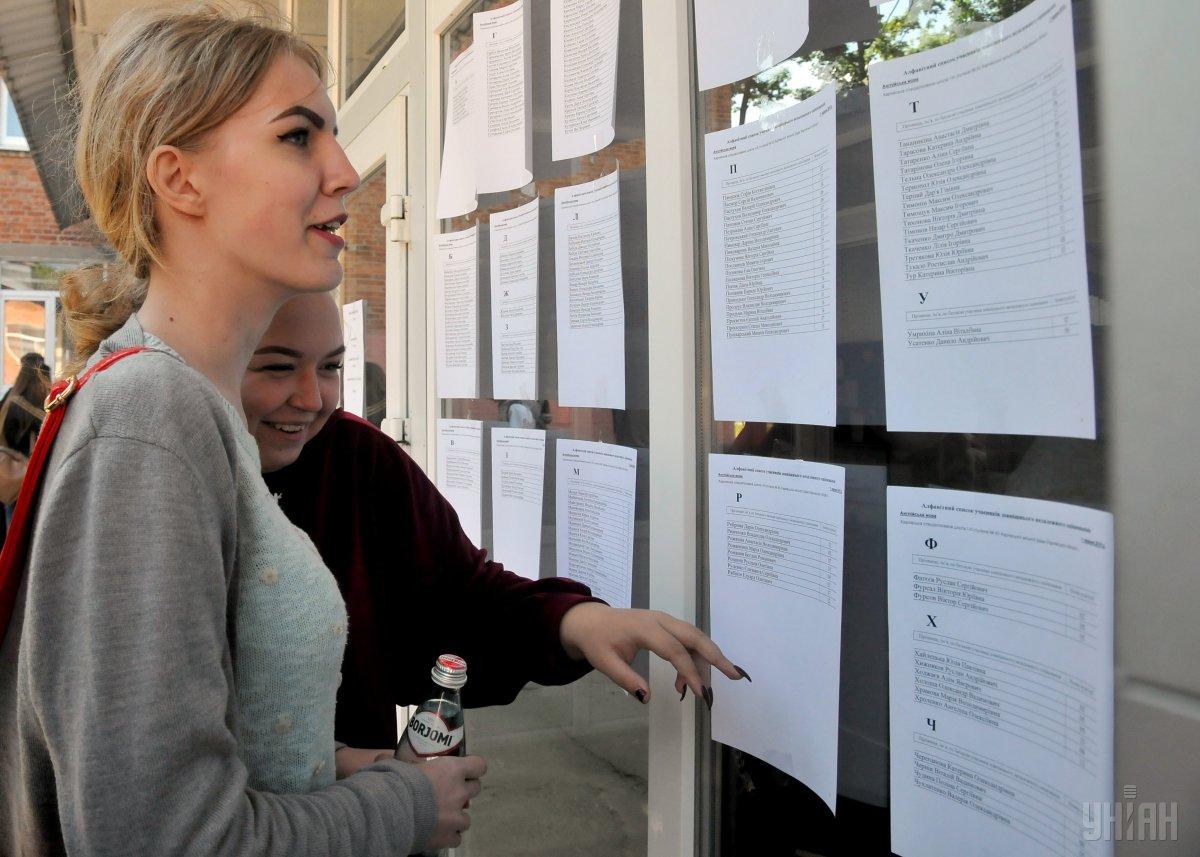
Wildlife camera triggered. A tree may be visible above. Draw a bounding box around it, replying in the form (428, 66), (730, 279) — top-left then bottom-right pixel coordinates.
(947, 0), (1037, 24)
(733, 67), (815, 126)
(806, 0), (1042, 91)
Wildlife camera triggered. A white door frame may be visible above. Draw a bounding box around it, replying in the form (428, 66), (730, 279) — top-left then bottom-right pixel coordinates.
(641, 3), (701, 855)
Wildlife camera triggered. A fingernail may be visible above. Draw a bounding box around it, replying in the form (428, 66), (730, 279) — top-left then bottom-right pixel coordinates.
(702, 686), (713, 709)
(735, 665), (753, 683)
(634, 688), (647, 704)
(679, 687), (687, 701)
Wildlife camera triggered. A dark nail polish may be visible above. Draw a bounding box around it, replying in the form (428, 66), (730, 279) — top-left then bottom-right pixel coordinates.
(634, 688), (647, 704)
(702, 686), (713, 709)
(735, 665), (753, 683)
(680, 687), (687, 701)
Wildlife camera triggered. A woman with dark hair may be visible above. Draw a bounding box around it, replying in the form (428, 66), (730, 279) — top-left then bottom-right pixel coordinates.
(243, 293), (749, 765)
(0, 353), (52, 527)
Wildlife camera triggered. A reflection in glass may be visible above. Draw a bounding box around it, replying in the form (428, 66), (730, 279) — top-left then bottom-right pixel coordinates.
(696, 2), (1108, 855)
(342, 0), (405, 98)
(3, 301), (46, 387)
(294, 0), (328, 60)
(340, 167), (387, 426)
(440, 2), (650, 855)
(54, 300), (75, 384)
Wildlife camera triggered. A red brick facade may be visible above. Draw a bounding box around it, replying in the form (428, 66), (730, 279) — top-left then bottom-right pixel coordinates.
(0, 150), (105, 247)
(340, 168), (388, 372)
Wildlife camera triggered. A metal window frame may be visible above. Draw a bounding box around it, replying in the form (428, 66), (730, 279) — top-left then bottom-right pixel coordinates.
(641, 3), (703, 856)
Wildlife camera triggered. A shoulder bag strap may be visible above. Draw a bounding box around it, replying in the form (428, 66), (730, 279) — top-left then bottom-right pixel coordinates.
(0, 347), (149, 640)
(11, 395), (47, 422)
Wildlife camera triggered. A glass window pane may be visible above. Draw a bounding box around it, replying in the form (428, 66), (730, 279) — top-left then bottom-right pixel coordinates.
(54, 298), (75, 383)
(3, 83), (24, 144)
(295, 0), (328, 60)
(5, 96), (21, 139)
(341, 166), (388, 426)
(0, 261), (32, 290)
(4, 301), (47, 387)
(693, 1), (1109, 854)
(342, 0), (405, 98)
(440, 2), (650, 855)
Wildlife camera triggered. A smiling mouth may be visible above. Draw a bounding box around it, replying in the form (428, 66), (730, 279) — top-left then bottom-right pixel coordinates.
(265, 421), (308, 436)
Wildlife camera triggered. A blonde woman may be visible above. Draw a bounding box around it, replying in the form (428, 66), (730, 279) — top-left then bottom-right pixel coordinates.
(0, 5), (479, 854)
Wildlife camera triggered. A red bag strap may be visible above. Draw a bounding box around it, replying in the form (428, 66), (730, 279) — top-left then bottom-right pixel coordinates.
(0, 346), (149, 640)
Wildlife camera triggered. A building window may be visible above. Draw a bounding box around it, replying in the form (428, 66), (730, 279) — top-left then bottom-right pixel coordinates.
(1, 79), (29, 150)
(692, 1), (1109, 853)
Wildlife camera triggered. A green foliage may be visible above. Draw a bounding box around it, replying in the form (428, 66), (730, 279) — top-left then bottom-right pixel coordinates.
(29, 263), (59, 287)
(947, 0), (1037, 25)
(725, 0), (1059, 121)
(807, 0), (1041, 91)
(734, 66), (816, 126)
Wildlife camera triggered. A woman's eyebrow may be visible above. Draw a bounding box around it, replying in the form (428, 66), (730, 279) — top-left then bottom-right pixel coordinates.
(254, 346), (303, 358)
(270, 105), (339, 136)
(324, 346), (347, 359)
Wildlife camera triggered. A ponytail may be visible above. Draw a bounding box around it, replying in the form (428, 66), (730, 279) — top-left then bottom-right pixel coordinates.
(58, 262), (147, 376)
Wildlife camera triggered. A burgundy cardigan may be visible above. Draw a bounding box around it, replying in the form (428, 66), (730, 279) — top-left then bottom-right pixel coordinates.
(263, 410), (600, 748)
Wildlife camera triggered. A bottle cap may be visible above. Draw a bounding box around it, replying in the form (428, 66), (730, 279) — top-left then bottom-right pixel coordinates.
(432, 654), (468, 689)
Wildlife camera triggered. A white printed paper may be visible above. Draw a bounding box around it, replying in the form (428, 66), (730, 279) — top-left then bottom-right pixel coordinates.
(473, 0), (533, 193)
(555, 439), (636, 609)
(705, 86), (837, 425)
(490, 428), (546, 580)
(490, 199), (539, 399)
(436, 45), (481, 220)
(870, 0), (1095, 438)
(436, 419), (483, 546)
(887, 487), (1114, 857)
(694, 0), (810, 91)
(340, 299), (365, 417)
(551, 0), (620, 161)
(435, 225), (479, 399)
(554, 170), (625, 409)
(709, 454), (844, 810)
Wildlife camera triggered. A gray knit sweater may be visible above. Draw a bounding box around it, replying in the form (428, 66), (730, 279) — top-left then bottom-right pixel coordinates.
(0, 316), (437, 855)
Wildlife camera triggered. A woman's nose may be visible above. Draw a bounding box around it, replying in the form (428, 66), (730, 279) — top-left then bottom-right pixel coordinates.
(291, 373), (324, 411)
(325, 138), (361, 198)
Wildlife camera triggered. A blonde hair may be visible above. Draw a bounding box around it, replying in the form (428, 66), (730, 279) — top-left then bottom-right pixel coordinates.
(59, 2), (326, 375)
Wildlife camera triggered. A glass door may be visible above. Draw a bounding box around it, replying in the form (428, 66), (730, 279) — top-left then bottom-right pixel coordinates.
(341, 93), (411, 448)
(430, 2), (652, 854)
(690, 1), (1111, 854)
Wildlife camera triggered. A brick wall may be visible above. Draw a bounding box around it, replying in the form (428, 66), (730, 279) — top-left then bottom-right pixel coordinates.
(341, 168), (388, 371)
(705, 85), (734, 132)
(0, 150), (106, 247)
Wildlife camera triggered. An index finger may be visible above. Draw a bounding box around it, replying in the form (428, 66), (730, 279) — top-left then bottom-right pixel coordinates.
(641, 625), (706, 699)
(658, 614), (743, 681)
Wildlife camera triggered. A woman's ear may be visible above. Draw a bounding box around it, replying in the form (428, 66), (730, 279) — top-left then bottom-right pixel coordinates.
(145, 144), (206, 218)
